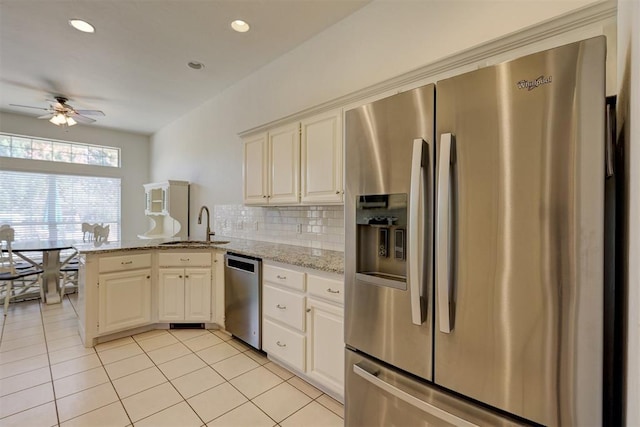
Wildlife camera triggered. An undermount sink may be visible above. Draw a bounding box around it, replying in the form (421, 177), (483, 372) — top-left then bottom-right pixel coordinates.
(159, 240), (229, 246)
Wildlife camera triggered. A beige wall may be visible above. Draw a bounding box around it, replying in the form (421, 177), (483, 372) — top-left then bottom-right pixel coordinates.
(0, 111), (150, 240)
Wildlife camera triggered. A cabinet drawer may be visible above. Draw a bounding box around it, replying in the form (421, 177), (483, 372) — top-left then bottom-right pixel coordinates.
(263, 265), (305, 291)
(263, 318), (305, 371)
(99, 253), (151, 273)
(307, 274), (344, 305)
(158, 252), (212, 267)
(263, 284), (305, 331)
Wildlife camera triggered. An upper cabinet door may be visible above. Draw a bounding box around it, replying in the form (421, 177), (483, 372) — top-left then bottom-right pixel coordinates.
(301, 110), (343, 204)
(243, 133), (268, 205)
(269, 123), (300, 205)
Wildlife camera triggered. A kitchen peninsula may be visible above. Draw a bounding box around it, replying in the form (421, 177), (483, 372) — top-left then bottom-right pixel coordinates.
(74, 237), (344, 348)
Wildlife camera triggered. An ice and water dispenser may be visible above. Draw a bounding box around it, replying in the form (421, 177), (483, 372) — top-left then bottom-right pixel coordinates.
(355, 194), (408, 290)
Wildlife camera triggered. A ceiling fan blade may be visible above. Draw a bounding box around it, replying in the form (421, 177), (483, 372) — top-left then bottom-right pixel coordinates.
(75, 109), (105, 116)
(38, 113), (54, 119)
(70, 114), (96, 124)
(9, 103), (50, 111)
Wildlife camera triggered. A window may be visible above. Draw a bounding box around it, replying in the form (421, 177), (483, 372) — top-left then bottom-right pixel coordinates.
(0, 133), (120, 167)
(0, 171), (121, 241)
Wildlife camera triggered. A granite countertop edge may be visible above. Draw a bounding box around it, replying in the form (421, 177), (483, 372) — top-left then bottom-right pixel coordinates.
(74, 236), (345, 275)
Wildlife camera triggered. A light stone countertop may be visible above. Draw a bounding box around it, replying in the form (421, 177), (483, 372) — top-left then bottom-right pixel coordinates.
(74, 236), (345, 274)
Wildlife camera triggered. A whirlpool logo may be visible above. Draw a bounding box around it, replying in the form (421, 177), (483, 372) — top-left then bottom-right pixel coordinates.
(516, 75), (553, 91)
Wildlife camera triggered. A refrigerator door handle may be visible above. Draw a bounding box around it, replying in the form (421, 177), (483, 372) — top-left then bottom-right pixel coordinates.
(353, 363), (479, 427)
(409, 138), (427, 325)
(436, 133), (455, 333)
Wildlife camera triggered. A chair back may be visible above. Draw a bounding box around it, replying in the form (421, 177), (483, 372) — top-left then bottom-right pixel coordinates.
(94, 224), (110, 242)
(82, 222), (103, 242)
(0, 224), (17, 275)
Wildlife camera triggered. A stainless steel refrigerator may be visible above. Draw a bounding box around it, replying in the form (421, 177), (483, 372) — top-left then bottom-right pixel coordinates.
(345, 36), (608, 426)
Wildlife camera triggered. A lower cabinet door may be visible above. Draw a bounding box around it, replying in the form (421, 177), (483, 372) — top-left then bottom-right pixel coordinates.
(98, 269), (152, 334)
(159, 268), (186, 322)
(185, 268), (212, 321)
(263, 318), (306, 371)
(306, 297), (344, 397)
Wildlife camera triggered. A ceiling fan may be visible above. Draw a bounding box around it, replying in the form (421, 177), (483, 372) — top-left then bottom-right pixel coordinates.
(10, 96), (105, 127)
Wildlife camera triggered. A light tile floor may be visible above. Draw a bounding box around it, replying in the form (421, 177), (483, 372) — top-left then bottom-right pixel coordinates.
(0, 295), (344, 426)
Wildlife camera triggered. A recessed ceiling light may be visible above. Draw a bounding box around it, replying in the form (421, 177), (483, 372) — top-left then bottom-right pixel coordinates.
(187, 61), (205, 70)
(231, 20), (250, 33)
(69, 19), (95, 33)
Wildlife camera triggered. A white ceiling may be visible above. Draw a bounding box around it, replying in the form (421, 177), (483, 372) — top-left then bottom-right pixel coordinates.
(0, 0), (369, 135)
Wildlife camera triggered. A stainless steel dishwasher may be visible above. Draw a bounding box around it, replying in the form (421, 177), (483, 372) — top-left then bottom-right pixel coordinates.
(224, 252), (262, 350)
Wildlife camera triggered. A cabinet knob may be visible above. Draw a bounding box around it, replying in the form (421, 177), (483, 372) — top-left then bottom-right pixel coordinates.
(146, 275), (151, 279)
(276, 275), (287, 280)
(276, 304), (287, 310)
(179, 275), (183, 278)
(263, 195), (267, 198)
(276, 341), (287, 348)
(326, 288), (340, 294)
(336, 191), (340, 194)
(306, 308), (311, 313)
(185, 275), (189, 278)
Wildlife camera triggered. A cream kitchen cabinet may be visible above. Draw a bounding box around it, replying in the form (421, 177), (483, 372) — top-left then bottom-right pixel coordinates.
(158, 252), (212, 322)
(243, 123), (300, 205)
(262, 264), (307, 371)
(261, 261), (345, 401)
(214, 251), (225, 327)
(243, 133), (268, 205)
(242, 109), (344, 206)
(305, 275), (344, 399)
(301, 110), (344, 204)
(96, 253), (152, 335)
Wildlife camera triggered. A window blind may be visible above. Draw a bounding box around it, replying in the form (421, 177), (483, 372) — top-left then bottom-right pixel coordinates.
(0, 170), (121, 241)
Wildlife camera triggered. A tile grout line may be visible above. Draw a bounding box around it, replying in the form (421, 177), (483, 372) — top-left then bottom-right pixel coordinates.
(126, 332), (208, 426)
(0, 302), (55, 424)
(39, 297), (62, 427)
(205, 350), (280, 425)
(141, 329), (281, 424)
(93, 338), (139, 426)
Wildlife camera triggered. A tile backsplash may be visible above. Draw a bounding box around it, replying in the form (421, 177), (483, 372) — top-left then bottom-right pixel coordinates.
(213, 204), (344, 252)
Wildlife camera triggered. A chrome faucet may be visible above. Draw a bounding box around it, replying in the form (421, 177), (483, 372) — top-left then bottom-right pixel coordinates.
(197, 205), (215, 241)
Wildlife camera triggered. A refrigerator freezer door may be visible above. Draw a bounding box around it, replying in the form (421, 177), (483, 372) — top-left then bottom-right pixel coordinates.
(434, 37), (606, 425)
(345, 85), (435, 381)
(345, 349), (528, 427)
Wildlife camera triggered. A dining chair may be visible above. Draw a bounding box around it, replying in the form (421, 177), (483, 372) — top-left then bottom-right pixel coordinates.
(94, 224), (110, 242)
(82, 222), (101, 242)
(0, 224), (34, 270)
(0, 225), (44, 314)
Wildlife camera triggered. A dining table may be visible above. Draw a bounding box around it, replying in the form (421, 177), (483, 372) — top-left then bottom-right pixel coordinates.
(11, 239), (78, 304)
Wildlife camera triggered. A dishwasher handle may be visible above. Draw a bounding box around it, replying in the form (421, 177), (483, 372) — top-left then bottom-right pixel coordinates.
(225, 253), (260, 274)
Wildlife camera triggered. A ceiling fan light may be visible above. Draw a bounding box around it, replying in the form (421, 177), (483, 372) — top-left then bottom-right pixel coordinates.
(69, 19), (95, 33)
(66, 116), (77, 126)
(50, 113), (67, 125)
